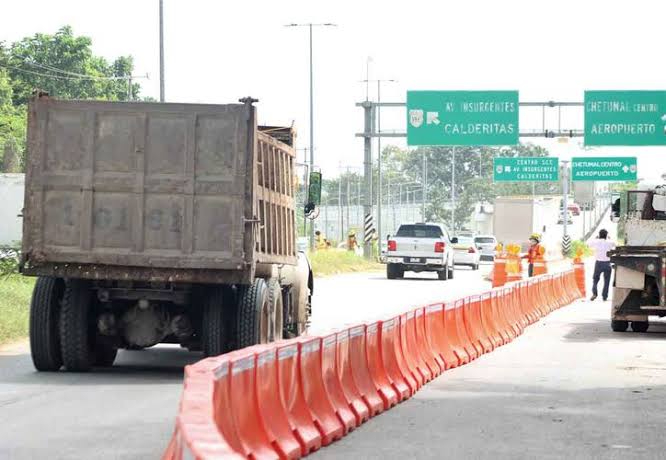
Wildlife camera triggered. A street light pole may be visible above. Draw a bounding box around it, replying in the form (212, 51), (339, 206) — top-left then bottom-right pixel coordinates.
(159, 0), (165, 102)
(285, 22), (336, 250)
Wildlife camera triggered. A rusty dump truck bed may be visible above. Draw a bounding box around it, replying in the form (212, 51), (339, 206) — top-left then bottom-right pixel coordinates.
(21, 96), (297, 283)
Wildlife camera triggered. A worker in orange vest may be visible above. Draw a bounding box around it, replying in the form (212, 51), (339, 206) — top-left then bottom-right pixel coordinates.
(522, 233), (544, 277)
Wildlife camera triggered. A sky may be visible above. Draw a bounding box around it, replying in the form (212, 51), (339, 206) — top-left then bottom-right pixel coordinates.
(2, 0), (665, 180)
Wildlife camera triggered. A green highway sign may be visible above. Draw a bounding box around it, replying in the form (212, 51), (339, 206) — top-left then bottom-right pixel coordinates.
(572, 157), (637, 181)
(407, 90), (519, 146)
(584, 91), (666, 146)
(493, 157), (559, 182)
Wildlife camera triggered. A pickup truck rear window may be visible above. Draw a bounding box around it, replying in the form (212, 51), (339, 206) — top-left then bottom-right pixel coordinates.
(396, 225), (443, 238)
(474, 237), (495, 244)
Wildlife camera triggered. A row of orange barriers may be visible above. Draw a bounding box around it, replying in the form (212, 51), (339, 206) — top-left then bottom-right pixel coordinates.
(163, 269), (583, 460)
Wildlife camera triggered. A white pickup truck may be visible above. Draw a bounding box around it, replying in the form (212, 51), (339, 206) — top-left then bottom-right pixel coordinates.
(385, 223), (457, 280)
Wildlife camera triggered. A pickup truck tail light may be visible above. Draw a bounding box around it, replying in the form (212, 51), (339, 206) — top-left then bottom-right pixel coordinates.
(435, 242), (445, 253)
(468, 247), (476, 253)
(388, 240), (397, 252)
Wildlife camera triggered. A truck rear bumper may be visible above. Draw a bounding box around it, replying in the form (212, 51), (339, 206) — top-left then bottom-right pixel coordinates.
(385, 256), (446, 271)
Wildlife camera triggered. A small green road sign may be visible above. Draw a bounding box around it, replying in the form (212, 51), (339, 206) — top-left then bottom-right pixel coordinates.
(407, 90), (519, 146)
(584, 90), (666, 146)
(493, 157), (559, 182)
(572, 157), (637, 181)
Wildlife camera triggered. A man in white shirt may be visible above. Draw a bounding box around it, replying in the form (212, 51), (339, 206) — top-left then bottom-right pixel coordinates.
(588, 229), (616, 301)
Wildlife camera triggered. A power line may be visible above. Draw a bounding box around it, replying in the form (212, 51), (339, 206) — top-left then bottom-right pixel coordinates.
(1, 62), (129, 82)
(25, 60), (126, 80)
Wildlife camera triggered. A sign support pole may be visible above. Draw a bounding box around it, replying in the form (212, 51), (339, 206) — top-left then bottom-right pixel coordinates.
(363, 101), (373, 259)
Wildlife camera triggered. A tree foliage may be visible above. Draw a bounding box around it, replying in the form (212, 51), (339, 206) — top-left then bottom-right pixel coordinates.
(320, 143), (558, 232)
(0, 26), (144, 171)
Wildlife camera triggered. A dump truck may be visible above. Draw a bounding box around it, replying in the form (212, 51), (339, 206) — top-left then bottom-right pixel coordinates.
(21, 94), (315, 372)
(608, 184), (666, 332)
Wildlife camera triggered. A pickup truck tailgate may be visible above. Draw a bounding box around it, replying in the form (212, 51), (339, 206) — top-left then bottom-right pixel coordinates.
(395, 237), (439, 258)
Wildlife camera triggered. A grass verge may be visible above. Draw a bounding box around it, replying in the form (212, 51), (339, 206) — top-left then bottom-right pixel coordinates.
(309, 250), (383, 277)
(0, 275), (35, 345)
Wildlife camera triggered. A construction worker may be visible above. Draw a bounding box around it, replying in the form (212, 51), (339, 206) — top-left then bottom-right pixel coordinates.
(346, 230), (358, 252)
(314, 230), (327, 251)
(522, 233), (543, 277)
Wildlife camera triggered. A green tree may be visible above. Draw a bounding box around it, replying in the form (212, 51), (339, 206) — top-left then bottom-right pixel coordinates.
(1, 26), (139, 105)
(0, 26), (145, 171)
(0, 70), (26, 169)
(378, 143), (557, 231)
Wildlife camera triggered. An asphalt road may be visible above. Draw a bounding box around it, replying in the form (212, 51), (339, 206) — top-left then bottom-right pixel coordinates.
(0, 263), (493, 460)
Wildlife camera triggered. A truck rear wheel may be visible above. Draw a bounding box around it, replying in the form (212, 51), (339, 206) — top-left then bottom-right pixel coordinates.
(268, 280), (284, 341)
(631, 321), (649, 333)
(202, 287), (228, 357)
(60, 279), (94, 372)
(438, 269), (448, 280)
(236, 279), (274, 348)
(611, 320), (629, 332)
(29, 277), (65, 372)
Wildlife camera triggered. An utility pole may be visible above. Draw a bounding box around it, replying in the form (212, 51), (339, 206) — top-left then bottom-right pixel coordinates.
(285, 22), (336, 250)
(360, 78), (396, 243)
(362, 101), (373, 259)
(422, 151), (427, 222)
(159, 0), (165, 102)
(451, 147), (456, 231)
(338, 175), (343, 243)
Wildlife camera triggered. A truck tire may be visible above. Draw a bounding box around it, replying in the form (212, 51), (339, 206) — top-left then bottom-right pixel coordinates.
(387, 264), (397, 280)
(236, 278), (272, 348)
(60, 279), (94, 372)
(611, 320), (628, 332)
(448, 264), (455, 279)
(387, 264), (404, 280)
(631, 321), (649, 333)
(29, 277), (65, 372)
(267, 279), (284, 341)
(95, 342), (118, 367)
(202, 286), (227, 357)
(438, 269), (448, 280)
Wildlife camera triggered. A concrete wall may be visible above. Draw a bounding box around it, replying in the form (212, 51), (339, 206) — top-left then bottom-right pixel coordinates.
(0, 174), (24, 246)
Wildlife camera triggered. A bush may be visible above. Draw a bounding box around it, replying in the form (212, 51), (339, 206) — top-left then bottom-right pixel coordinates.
(0, 247), (20, 276)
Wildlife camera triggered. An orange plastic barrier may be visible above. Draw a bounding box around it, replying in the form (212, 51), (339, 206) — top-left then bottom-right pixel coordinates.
(415, 308), (444, 376)
(465, 295), (493, 354)
(402, 310), (434, 382)
(276, 341), (322, 455)
(454, 298), (479, 361)
(255, 347), (303, 459)
(490, 289), (509, 343)
(574, 260), (586, 297)
(480, 292), (503, 348)
(378, 317), (415, 399)
(164, 266), (587, 460)
(398, 312), (426, 388)
(298, 337), (344, 446)
(365, 322), (400, 408)
(348, 324), (385, 417)
(335, 329), (371, 426)
(228, 348), (280, 459)
(443, 300), (471, 364)
(321, 333), (357, 434)
(425, 303), (459, 369)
